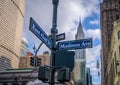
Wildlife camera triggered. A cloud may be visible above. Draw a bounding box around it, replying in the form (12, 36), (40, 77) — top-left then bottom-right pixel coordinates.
(93, 82), (101, 85)
(23, 0), (101, 83)
(84, 28), (101, 40)
(23, 0), (100, 42)
(86, 44), (101, 63)
(22, 37), (28, 44)
(89, 20), (99, 25)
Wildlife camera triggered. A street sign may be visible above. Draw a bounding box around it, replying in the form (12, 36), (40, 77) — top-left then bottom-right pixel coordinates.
(58, 38), (92, 50)
(56, 33), (65, 41)
(29, 17), (51, 49)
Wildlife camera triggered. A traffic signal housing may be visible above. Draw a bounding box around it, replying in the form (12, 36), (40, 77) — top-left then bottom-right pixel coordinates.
(38, 66), (49, 81)
(57, 68), (70, 83)
(37, 58), (41, 66)
(30, 57), (34, 66)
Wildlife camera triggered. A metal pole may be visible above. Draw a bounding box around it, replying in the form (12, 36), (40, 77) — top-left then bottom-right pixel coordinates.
(33, 42), (43, 67)
(50, 0), (59, 85)
(35, 42), (43, 56)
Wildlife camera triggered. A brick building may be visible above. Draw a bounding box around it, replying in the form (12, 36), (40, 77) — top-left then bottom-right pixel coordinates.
(100, 0), (120, 85)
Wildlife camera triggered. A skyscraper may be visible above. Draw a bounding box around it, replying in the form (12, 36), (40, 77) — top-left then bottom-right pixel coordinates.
(20, 37), (29, 57)
(75, 19), (86, 60)
(100, 0), (120, 85)
(0, 0), (26, 70)
(73, 19), (86, 85)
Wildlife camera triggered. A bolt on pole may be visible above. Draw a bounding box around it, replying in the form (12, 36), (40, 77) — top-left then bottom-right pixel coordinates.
(50, 0), (59, 85)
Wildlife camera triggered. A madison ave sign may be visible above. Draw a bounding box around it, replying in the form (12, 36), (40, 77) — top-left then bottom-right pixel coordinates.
(58, 38), (92, 50)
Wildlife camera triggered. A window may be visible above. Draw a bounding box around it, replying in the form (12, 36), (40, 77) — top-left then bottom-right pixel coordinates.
(114, 52), (117, 73)
(106, 2), (108, 8)
(0, 0), (4, 16)
(113, 59), (115, 77)
(118, 31), (120, 39)
(0, 56), (11, 70)
(119, 46), (120, 58)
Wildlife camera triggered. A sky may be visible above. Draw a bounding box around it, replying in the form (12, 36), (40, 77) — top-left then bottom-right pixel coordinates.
(23, 0), (102, 84)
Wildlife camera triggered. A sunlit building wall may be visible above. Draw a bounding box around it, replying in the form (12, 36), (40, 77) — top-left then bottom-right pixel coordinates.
(110, 19), (120, 85)
(19, 52), (50, 68)
(0, 0), (26, 70)
(100, 0), (120, 85)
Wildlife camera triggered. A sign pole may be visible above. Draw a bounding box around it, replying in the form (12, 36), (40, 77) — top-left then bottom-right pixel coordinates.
(50, 0), (59, 85)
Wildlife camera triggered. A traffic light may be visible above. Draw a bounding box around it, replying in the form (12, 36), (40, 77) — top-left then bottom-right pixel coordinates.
(30, 57), (34, 66)
(38, 66), (49, 81)
(37, 58), (41, 66)
(57, 68), (70, 83)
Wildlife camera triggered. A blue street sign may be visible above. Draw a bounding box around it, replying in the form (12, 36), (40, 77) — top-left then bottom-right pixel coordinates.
(58, 38), (92, 50)
(29, 17), (51, 49)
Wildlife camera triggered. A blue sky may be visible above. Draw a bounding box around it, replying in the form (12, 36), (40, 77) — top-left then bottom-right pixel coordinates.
(23, 0), (102, 84)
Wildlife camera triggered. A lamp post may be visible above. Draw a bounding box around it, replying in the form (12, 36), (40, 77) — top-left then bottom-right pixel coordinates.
(50, 0), (59, 85)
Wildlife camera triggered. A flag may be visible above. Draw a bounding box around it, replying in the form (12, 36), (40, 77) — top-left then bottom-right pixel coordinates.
(98, 71), (100, 76)
(96, 60), (99, 69)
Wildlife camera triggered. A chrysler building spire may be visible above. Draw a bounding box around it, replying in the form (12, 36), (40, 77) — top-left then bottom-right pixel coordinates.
(75, 16), (85, 59)
(76, 16), (84, 40)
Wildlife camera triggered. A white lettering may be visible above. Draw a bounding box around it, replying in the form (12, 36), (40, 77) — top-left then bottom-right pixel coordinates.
(34, 28), (41, 35)
(60, 43), (80, 48)
(41, 33), (48, 43)
(32, 24), (35, 30)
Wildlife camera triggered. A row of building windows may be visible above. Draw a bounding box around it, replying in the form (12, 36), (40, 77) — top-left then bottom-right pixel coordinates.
(0, 56), (12, 71)
(118, 31), (120, 39)
(0, 0), (4, 16)
(105, 1), (119, 8)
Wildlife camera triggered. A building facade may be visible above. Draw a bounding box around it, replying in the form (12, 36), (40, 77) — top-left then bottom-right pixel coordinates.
(110, 19), (120, 85)
(0, 68), (42, 84)
(75, 19), (85, 60)
(86, 68), (92, 85)
(20, 37), (29, 57)
(73, 19), (86, 85)
(100, 0), (120, 85)
(0, 0), (26, 70)
(19, 52), (50, 68)
(72, 60), (86, 85)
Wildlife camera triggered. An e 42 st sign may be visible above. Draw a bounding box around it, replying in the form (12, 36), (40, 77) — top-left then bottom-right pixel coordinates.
(29, 17), (51, 49)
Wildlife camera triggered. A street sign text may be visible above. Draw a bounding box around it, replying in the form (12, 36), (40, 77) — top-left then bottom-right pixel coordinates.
(29, 17), (51, 49)
(58, 38), (92, 50)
